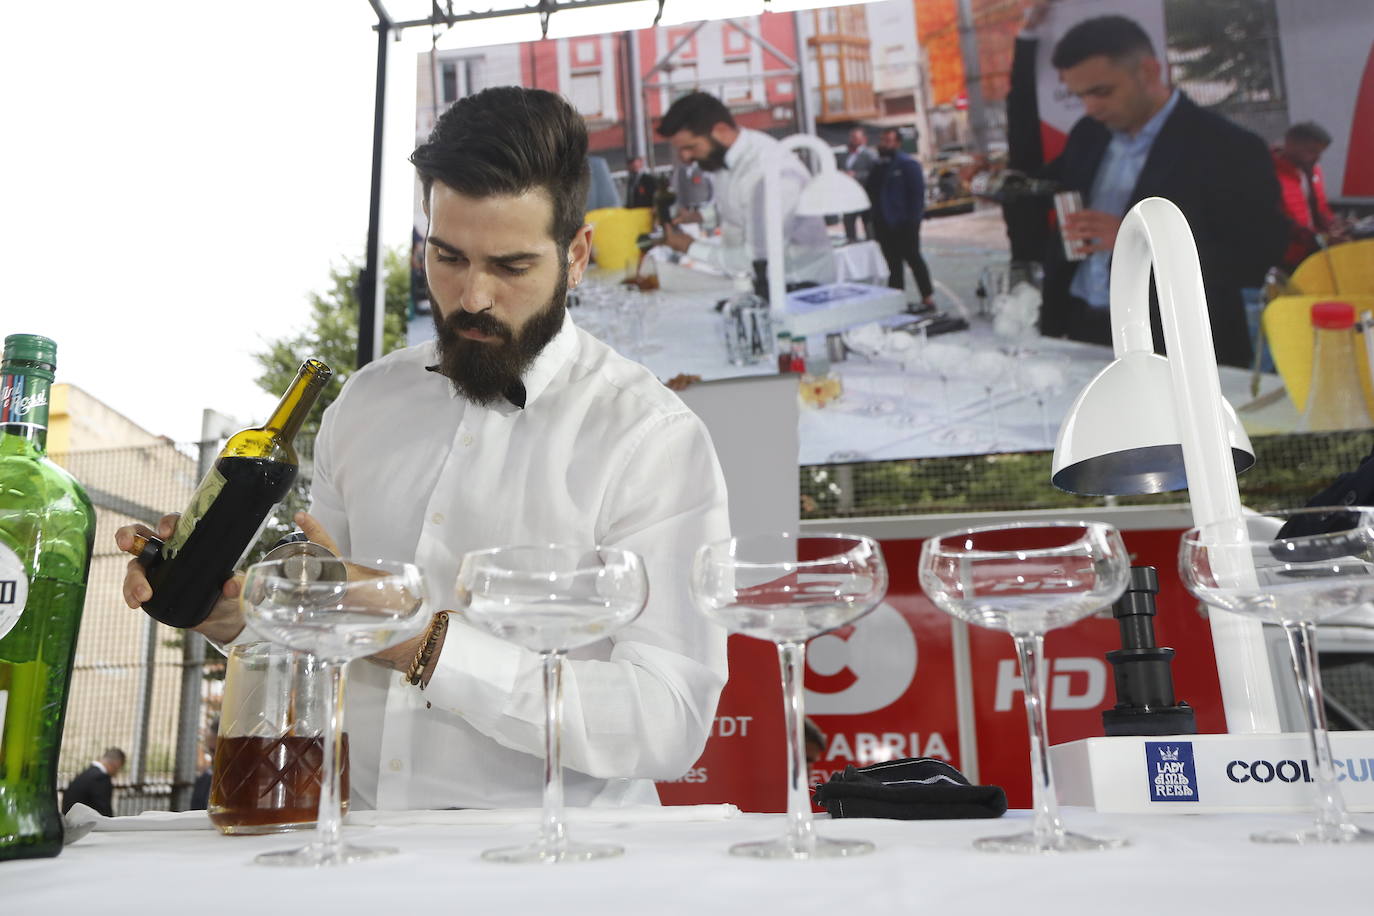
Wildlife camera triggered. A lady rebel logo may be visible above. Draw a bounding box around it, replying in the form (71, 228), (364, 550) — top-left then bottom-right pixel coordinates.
(1147, 741), (1199, 802)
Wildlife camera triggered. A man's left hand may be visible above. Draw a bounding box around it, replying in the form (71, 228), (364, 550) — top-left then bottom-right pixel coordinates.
(1063, 209), (1122, 254)
(662, 222), (694, 253)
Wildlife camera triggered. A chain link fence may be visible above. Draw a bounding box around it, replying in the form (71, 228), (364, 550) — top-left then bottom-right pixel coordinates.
(801, 430), (1371, 519)
(50, 438), (302, 815)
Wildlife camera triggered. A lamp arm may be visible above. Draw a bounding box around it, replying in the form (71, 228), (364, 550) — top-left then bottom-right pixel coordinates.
(779, 133), (840, 174)
(1112, 198), (1242, 526)
(764, 133), (844, 313)
(1111, 197), (1280, 733)
(764, 144), (790, 313)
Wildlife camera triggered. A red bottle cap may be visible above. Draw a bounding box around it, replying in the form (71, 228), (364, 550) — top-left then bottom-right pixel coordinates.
(1311, 301), (1356, 329)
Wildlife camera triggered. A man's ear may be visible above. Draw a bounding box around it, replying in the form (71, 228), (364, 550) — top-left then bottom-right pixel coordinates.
(709, 121), (736, 147)
(1138, 54), (1163, 86)
(568, 224), (593, 285)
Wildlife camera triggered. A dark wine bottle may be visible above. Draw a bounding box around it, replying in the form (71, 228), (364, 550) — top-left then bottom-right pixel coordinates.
(128, 359), (331, 629)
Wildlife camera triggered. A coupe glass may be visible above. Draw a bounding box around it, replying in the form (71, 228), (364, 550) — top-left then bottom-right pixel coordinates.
(455, 545), (648, 863)
(918, 521), (1130, 853)
(1180, 507), (1374, 844)
(240, 557), (428, 866)
(692, 532), (887, 859)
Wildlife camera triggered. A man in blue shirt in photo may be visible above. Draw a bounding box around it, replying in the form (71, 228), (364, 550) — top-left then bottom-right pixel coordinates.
(1035, 15), (1286, 368)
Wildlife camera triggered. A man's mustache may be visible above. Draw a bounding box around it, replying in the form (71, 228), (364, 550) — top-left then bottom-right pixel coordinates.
(444, 309), (513, 342)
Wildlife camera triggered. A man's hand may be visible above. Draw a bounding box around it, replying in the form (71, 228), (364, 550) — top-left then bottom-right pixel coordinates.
(293, 510), (340, 555)
(664, 373), (702, 391)
(115, 514), (246, 645)
(662, 222), (695, 253)
(1063, 209), (1122, 254)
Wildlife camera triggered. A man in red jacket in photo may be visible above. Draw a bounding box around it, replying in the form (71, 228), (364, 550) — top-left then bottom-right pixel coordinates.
(1273, 121), (1349, 271)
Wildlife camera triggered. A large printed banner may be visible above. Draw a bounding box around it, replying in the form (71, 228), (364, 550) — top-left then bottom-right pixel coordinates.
(657, 530), (1227, 811)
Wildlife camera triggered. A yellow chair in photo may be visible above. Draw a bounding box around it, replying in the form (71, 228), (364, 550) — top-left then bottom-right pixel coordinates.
(1263, 293), (1374, 413)
(584, 207), (653, 274)
(1288, 238), (1374, 298)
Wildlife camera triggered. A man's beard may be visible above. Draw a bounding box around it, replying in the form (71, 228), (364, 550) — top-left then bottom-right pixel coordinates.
(697, 137), (729, 172)
(431, 262), (568, 405)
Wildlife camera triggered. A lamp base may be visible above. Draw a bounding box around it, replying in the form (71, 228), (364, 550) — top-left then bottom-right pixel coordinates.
(1051, 731), (1374, 813)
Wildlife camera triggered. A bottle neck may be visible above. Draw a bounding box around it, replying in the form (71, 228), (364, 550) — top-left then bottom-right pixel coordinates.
(262, 359), (330, 444)
(1, 361), (53, 453)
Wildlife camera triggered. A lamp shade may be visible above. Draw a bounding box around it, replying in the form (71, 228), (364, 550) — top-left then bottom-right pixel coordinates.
(797, 170), (870, 217)
(1051, 350), (1255, 495)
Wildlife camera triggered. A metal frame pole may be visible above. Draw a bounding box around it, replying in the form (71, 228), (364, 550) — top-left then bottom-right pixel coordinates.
(360, 2), (392, 369)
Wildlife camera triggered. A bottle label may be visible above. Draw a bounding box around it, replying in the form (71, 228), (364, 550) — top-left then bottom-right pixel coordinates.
(0, 543), (29, 642)
(163, 466), (228, 560)
(0, 372), (50, 430)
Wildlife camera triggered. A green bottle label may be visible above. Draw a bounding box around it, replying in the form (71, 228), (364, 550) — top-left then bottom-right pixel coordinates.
(0, 543), (26, 641)
(0, 371), (50, 430)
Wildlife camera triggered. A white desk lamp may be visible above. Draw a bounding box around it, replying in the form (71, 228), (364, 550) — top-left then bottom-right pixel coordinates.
(761, 134), (871, 312)
(1051, 196), (1281, 734)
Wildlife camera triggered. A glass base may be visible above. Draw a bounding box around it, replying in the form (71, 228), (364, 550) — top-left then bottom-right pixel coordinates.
(973, 830), (1128, 854)
(1252, 822), (1374, 845)
(729, 835), (875, 860)
(253, 842), (397, 867)
(481, 839), (624, 864)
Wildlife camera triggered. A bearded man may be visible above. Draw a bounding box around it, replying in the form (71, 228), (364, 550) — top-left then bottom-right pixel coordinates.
(117, 87), (730, 810)
(657, 91), (834, 297)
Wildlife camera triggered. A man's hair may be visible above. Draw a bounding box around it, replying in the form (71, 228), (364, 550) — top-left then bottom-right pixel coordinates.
(410, 86), (589, 250)
(657, 91), (736, 138)
(1051, 15), (1155, 70)
(101, 748), (126, 764)
(1286, 121), (1332, 146)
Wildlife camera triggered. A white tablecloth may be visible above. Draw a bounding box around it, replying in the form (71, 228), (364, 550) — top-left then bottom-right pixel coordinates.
(832, 240), (887, 284)
(6, 808), (1368, 914)
(798, 322), (1289, 464)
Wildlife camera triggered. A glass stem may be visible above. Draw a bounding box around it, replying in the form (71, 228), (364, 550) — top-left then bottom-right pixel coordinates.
(1283, 621), (1349, 834)
(1013, 632), (1064, 848)
(540, 651), (568, 854)
(316, 659), (346, 856)
(778, 641), (815, 856)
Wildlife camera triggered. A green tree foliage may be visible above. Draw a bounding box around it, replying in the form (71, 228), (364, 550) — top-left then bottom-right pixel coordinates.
(246, 247), (412, 556)
(1164, 0), (1282, 106)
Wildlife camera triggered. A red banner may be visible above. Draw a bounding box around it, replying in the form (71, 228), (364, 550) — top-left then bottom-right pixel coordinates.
(658, 528), (1226, 811)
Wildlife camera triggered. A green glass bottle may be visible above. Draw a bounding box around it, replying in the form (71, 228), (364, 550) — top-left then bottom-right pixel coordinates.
(0, 334), (95, 861)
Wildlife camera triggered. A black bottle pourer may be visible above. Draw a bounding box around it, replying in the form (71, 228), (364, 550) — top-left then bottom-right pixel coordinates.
(1102, 566), (1198, 736)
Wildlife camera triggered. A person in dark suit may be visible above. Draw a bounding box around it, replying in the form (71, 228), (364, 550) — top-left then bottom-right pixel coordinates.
(841, 128), (878, 242)
(61, 747), (125, 818)
(188, 717), (218, 810)
(624, 156), (656, 209)
(866, 128), (935, 309)
(1034, 15), (1286, 369)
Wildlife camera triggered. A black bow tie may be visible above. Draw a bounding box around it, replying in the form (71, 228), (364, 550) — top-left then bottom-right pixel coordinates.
(425, 365), (526, 409)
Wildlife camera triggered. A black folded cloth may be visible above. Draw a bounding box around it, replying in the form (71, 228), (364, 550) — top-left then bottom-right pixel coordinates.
(813, 757), (1008, 820)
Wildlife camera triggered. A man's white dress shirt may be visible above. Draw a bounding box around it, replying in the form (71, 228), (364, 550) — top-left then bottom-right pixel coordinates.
(309, 311), (731, 810)
(687, 127), (836, 286)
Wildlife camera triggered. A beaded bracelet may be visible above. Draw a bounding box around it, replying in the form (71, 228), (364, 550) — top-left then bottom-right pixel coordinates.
(405, 612), (449, 687)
